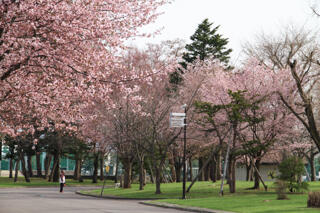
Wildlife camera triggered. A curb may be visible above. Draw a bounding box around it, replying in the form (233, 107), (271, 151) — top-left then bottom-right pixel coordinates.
(75, 191), (159, 200)
(140, 201), (235, 213)
(76, 192), (234, 213)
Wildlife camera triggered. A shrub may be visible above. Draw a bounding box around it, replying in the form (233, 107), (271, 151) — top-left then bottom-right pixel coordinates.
(278, 156), (308, 193)
(308, 192), (320, 208)
(274, 180), (288, 200)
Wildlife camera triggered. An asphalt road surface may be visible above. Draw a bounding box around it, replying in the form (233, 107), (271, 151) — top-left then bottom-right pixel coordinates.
(0, 187), (192, 213)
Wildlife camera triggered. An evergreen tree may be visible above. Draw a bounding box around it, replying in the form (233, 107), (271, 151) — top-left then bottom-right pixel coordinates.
(182, 18), (232, 67)
(170, 19), (232, 85)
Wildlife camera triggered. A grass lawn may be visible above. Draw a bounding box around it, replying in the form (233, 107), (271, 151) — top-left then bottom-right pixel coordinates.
(0, 177), (111, 188)
(82, 181), (320, 213)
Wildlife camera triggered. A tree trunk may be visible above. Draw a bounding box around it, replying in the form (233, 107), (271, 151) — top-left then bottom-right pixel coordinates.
(119, 175), (123, 188)
(78, 160), (83, 182)
(210, 158), (216, 182)
(20, 153), (30, 182)
(74, 158), (81, 180)
(168, 156), (177, 182)
(44, 155), (48, 178)
(123, 157), (132, 188)
(253, 159), (261, 189)
(92, 154), (99, 183)
(139, 158), (145, 190)
(198, 157), (204, 181)
(53, 132), (62, 182)
(100, 153), (104, 181)
(14, 160), (19, 182)
(9, 158), (13, 178)
(220, 141), (231, 196)
(174, 157), (182, 182)
(49, 154), (59, 182)
(155, 166), (162, 194)
(188, 158), (193, 181)
(175, 163), (182, 182)
(53, 157), (60, 182)
(148, 160), (155, 184)
(74, 158), (79, 180)
(131, 165), (135, 183)
(310, 155), (316, 181)
(253, 162), (268, 191)
(27, 155), (33, 178)
(228, 158), (236, 193)
(246, 161), (251, 181)
(283, 62), (320, 153)
(216, 151), (222, 180)
(204, 160), (209, 181)
(36, 152), (42, 177)
(187, 152), (215, 193)
(114, 155), (119, 183)
(249, 160), (254, 181)
(44, 154), (52, 179)
(143, 169), (147, 185)
(231, 159), (236, 193)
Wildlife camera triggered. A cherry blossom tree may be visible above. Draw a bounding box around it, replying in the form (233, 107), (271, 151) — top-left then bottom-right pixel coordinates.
(0, 0), (168, 136)
(79, 43), (179, 190)
(182, 58), (297, 193)
(244, 26), (320, 153)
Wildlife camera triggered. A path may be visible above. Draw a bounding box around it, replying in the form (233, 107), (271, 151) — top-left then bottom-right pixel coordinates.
(0, 187), (191, 213)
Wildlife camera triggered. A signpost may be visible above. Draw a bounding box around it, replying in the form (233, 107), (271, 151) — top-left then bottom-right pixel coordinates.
(170, 113), (185, 128)
(170, 105), (187, 199)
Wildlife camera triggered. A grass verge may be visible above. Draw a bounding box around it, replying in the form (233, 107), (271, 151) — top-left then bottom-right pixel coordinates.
(0, 177), (111, 188)
(81, 181), (320, 213)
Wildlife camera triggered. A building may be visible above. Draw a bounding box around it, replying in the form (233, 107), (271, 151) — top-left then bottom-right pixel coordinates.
(0, 145), (117, 177)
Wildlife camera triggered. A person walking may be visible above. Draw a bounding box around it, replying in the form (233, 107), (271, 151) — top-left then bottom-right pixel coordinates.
(59, 170), (66, 193)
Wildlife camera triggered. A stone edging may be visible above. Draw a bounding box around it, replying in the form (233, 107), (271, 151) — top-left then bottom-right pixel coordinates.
(75, 191), (159, 200)
(76, 191), (234, 213)
(140, 201), (234, 213)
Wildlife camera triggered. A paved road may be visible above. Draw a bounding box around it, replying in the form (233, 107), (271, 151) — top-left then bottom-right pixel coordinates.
(0, 187), (189, 213)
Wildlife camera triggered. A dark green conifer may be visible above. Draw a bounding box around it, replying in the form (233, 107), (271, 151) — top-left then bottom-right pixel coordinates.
(170, 19), (232, 85)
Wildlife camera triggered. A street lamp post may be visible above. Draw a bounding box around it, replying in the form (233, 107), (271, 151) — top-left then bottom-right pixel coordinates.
(170, 104), (187, 199)
(182, 104), (187, 199)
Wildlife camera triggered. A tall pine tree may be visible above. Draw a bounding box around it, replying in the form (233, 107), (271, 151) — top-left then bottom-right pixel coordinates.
(182, 18), (232, 67)
(170, 19), (232, 85)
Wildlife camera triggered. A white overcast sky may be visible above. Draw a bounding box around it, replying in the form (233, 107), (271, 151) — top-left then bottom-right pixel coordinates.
(129, 0), (320, 64)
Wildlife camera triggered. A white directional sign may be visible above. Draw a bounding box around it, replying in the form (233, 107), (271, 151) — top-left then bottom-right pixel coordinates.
(170, 112), (186, 128)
